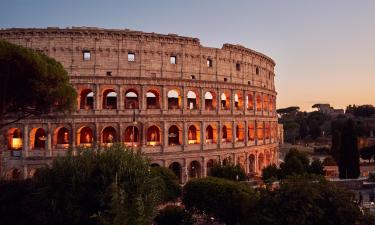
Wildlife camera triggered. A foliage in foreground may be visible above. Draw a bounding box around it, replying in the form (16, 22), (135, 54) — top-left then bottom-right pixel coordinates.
(210, 162), (246, 181)
(0, 145), (160, 225)
(183, 176), (370, 225)
(154, 205), (194, 225)
(151, 166), (181, 203)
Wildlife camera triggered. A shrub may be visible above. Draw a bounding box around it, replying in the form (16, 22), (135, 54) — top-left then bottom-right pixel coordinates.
(154, 205), (194, 225)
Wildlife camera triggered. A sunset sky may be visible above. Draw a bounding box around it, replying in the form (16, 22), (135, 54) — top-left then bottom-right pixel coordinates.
(1, 0), (374, 111)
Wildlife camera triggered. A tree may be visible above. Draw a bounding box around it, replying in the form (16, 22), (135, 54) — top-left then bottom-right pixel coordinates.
(0, 39), (77, 127)
(262, 164), (279, 182)
(150, 167), (181, 203)
(8, 145), (160, 225)
(308, 159), (325, 175)
(209, 162), (246, 181)
(276, 106), (300, 115)
(183, 177), (258, 225)
(346, 104), (375, 117)
(338, 119), (360, 179)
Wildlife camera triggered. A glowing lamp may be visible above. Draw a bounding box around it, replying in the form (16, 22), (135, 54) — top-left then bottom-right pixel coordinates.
(12, 138), (23, 149)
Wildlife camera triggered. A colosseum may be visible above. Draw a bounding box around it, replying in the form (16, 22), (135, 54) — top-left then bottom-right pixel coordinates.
(0, 27), (280, 183)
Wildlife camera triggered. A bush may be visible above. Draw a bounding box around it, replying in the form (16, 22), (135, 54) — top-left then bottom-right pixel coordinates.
(183, 177), (258, 225)
(210, 163), (246, 181)
(154, 205), (194, 225)
(151, 167), (181, 203)
(262, 164), (279, 182)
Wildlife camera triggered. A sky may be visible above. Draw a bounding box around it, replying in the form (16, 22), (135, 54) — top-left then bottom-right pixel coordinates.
(1, 0), (375, 111)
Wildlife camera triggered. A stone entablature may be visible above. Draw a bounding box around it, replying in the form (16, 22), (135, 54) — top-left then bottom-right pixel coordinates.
(0, 27), (279, 183)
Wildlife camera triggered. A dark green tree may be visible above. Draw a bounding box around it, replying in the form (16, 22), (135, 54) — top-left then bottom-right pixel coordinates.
(308, 159), (325, 175)
(262, 164), (279, 183)
(150, 167), (181, 203)
(338, 119), (360, 179)
(0, 39), (77, 127)
(154, 205), (194, 225)
(209, 162), (246, 181)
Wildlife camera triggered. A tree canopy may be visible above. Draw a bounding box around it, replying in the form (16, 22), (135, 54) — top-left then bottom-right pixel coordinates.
(0, 39), (77, 127)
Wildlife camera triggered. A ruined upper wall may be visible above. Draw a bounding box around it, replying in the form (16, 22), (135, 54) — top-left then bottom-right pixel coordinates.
(0, 27), (276, 91)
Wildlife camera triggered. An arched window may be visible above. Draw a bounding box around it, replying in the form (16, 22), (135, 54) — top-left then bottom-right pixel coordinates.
(31, 128), (46, 150)
(103, 90), (117, 109)
(206, 125), (214, 144)
(7, 128), (23, 150)
(102, 126), (117, 145)
(247, 94), (254, 110)
(204, 91), (215, 110)
(258, 153), (264, 171)
(265, 123), (271, 139)
(189, 160), (202, 179)
(234, 93), (242, 110)
(248, 122), (255, 141)
(222, 125), (232, 142)
(257, 122), (264, 141)
(169, 162), (182, 183)
(187, 91), (198, 110)
(55, 127), (69, 149)
(124, 126), (139, 146)
(168, 90), (180, 109)
(269, 97), (274, 112)
(146, 90), (160, 109)
(147, 125), (161, 146)
(80, 89), (94, 109)
(249, 155), (256, 174)
(263, 95), (269, 111)
(256, 94), (262, 111)
(78, 126), (93, 147)
(168, 125), (181, 145)
(236, 124), (244, 141)
(125, 90), (139, 109)
(188, 125), (198, 144)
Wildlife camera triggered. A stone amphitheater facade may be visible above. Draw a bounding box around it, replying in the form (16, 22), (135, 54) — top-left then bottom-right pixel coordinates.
(0, 27), (280, 183)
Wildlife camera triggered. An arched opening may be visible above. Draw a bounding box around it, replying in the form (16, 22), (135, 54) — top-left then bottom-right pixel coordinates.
(205, 125), (216, 144)
(124, 126), (139, 147)
(30, 128), (46, 150)
(256, 94), (262, 111)
(263, 95), (269, 111)
(6, 128), (23, 150)
(146, 90), (160, 109)
(248, 122), (255, 141)
(168, 125), (181, 146)
(221, 93), (230, 110)
(223, 156), (231, 166)
(147, 125), (161, 146)
(234, 92), (243, 110)
(150, 163), (160, 167)
(206, 159), (215, 176)
(102, 126), (117, 145)
(169, 162), (182, 183)
(258, 153), (264, 171)
(189, 160), (201, 179)
(80, 89), (94, 109)
(266, 151), (272, 166)
(249, 154), (256, 174)
(204, 91), (216, 110)
(168, 90), (181, 109)
(103, 89), (117, 109)
(78, 126), (93, 147)
(236, 124), (244, 142)
(187, 91), (198, 110)
(257, 122), (264, 141)
(125, 89), (139, 109)
(222, 125), (232, 143)
(247, 93), (254, 110)
(188, 125), (199, 144)
(269, 97), (274, 112)
(265, 122), (271, 140)
(55, 127), (69, 148)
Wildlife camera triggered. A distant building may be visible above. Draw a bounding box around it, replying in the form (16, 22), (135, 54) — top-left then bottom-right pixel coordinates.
(312, 104), (344, 117)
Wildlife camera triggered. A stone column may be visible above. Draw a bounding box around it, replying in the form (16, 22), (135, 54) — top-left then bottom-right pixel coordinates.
(217, 87), (221, 114)
(95, 123), (101, 148)
(231, 89), (235, 114)
(95, 84), (101, 110)
(183, 159), (189, 183)
(47, 124), (52, 157)
(22, 124), (29, 158)
(232, 121), (236, 148)
(244, 120), (248, 146)
(162, 121), (168, 152)
(141, 85), (146, 111)
(118, 123), (123, 143)
(202, 157), (207, 177)
(162, 86), (168, 111)
(141, 123), (147, 147)
(200, 121), (205, 150)
(218, 120), (222, 149)
(255, 120), (258, 146)
(118, 85), (124, 110)
(243, 90), (247, 114)
(71, 123), (76, 149)
(200, 88), (205, 113)
(182, 86), (187, 111)
(244, 152), (249, 174)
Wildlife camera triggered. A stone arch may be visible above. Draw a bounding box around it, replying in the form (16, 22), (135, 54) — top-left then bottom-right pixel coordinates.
(206, 159), (216, 176)
(256, 94), (262, 111)
(101, 126), (117, 145)
(257, 121), (264, 141)
(6, 127), (23, 150)
(188, 124), (200, 144)
(249, 154), (256, 174)
(146, 89), (161, 109)
(6, 168), (22, 180)
(220, 91), (230, 110)
(30, 127), (47, 150)
(205, 124), (217, 144)
(247, 93), (254, 110)
(124, 125), (140, 147)
(169, 162), (182, 183)
(125, 89), (139, 109)
(77, 126), (94, 147)
(167, 89), (181, 109)
(168, 125), (181, 145)
(236, 123), (245, 142)
(187, 90), (198, 110)
(222, 123), (232, 143)
(204, 91), (217, 110)
(248, 121), (255, 141)
(150, 163), (160, 167)
(265, 122), (271, 140)
(53, 126), (70, 149)
(189, 160), (202, 179)
(80, 89), (94, 109)
(263, 95), (269, 111)
(234, 91), (243, 110)
(102, 89), (117, 109)
(258, 153), (264, 171)
(147, 125), (161, 146)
